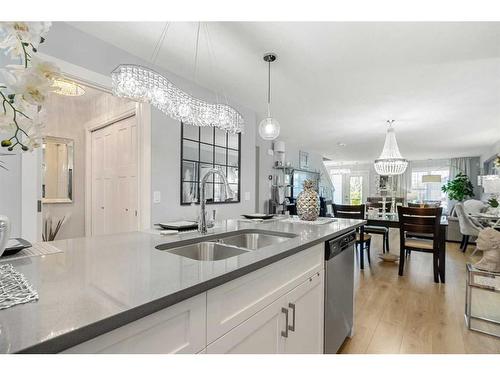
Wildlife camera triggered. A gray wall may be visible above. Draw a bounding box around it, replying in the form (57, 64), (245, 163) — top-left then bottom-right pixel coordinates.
(1, 22), (257, 236)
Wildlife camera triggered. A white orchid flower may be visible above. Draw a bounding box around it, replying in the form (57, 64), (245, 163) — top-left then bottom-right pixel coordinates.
(5, 69), (52, 105)
(0, 105), (16, 133)
(29, 57), (60, 81)
(0, 34), (24, 59)
(0, 22), (51, 49)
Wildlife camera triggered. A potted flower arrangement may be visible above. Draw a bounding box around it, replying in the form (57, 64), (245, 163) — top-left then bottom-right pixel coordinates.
(0, 22), (60, 151)
(0, 22), (59, 255)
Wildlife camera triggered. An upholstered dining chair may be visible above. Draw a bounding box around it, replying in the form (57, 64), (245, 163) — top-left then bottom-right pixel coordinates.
(332, 204), (371, 269)
(397, 206), (442, 283)
(454, 202), (484, 253)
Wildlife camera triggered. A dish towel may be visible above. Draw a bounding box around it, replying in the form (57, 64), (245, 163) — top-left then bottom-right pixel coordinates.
(0, 264), (39, 310)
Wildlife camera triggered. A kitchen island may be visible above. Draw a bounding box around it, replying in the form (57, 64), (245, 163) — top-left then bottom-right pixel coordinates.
(0, 218), (364, 354)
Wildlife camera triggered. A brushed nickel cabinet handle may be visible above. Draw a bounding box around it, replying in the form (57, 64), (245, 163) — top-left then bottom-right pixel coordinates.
(288, 303), (296, 332)
(281, 307), (289, 338)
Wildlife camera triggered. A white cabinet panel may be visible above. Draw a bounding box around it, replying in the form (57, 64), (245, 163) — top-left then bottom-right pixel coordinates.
(207, 244), (323, 344)
(206, 295), (286, 354)
(63, 293), (206, 354)
(283, 270), (324, 354)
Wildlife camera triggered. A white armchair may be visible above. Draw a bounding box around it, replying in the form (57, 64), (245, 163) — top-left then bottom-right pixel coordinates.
(454, 202), (484, 253)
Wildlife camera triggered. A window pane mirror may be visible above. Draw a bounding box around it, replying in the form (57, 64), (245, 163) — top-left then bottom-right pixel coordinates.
(42, 136), (74, 203)
(181, 123), (241, 205)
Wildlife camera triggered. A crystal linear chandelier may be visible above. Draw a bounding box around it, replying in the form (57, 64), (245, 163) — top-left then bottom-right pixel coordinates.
(374, 120), (408, 176)
(111, 24), (244, 134)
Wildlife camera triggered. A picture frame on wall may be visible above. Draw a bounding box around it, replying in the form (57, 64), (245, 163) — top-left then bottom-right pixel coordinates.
(299, 150), (309, 169)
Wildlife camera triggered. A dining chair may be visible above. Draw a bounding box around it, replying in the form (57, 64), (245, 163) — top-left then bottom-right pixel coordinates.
(454, 202), (484, 253)
(332, 204), (371, 269)
(397, 206), (442, 283)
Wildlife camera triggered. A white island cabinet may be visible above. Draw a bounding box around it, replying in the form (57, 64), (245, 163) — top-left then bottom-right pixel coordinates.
(63, 243), (325, 354)
(206, 270), (324, 354)
(63, 293), (206, 354)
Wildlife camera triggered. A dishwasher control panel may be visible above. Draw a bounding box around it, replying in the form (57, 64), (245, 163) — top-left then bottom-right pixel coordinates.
(325, 231), (356, 260)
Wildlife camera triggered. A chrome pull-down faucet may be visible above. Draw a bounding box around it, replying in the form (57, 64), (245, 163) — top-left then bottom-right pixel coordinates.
(198, 168), (234, 234)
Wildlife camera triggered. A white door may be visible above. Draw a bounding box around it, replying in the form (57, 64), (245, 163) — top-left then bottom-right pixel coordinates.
(91, 115), (138, 236)
(206, 295), (287, 354)
(283, 270), (324, 354)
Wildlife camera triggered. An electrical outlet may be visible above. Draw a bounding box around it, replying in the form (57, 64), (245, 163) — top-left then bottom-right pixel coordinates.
(153, 191), (161, 203)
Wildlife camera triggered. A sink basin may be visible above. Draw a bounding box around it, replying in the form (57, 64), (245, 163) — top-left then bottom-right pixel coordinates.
(215, 232), (294, 250)
(155, 229), (296, 261)
(161, 241), (249, 261)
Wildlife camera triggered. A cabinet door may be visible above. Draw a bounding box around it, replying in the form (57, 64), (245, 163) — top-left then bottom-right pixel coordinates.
(283, 270), (324, 354)
(63, 293), (206, 354)
(207, 244), (323, 343)
(206, 295), (287, 354)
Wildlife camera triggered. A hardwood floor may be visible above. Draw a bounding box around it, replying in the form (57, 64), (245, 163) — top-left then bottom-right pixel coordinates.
(340, 229), (500, 354)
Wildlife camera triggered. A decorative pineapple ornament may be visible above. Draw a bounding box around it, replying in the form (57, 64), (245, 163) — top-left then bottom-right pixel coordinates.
(296, 179), (320, 221)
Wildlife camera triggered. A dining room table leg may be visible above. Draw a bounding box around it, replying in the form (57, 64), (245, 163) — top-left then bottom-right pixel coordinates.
(438, 225), (446, 283)
(359, 228), (365, 269)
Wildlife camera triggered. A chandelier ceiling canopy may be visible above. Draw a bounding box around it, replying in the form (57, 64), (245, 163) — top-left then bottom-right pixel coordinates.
(111, 23), (244, 134)
(374, 120), (408, 176)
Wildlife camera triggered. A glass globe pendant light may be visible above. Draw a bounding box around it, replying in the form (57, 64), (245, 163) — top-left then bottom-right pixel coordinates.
(259, 53), (280, 140)
(374, 120), (408, 175)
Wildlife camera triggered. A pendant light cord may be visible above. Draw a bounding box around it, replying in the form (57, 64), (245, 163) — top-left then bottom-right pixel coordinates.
(151, 22), (170, 64)
(193, 22), (201, 82)
(267, 59), (271, 117)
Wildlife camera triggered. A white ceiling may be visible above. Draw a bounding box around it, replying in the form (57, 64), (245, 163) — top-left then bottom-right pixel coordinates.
(69, 22), (500, 162)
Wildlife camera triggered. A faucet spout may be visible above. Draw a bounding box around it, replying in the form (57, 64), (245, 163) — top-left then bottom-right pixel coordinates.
(199, 168), (234, 234)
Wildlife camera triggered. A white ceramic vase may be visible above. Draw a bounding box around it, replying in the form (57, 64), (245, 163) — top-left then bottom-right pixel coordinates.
(0, 215), (11, 257)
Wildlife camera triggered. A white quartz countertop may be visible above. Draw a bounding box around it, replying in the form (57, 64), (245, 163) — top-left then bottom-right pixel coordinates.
(0, 218), (364, 353)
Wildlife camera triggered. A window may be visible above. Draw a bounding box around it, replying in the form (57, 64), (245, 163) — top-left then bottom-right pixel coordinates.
(409, 168), (450, 209)
(180, 122), (241, 205)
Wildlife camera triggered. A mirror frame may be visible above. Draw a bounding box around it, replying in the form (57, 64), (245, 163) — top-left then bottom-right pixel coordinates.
(42, 136), (74, 204)
(180, 122), (241, 205)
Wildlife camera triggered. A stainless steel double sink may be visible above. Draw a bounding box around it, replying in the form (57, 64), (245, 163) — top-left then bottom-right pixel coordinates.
(155, 229), (296, 261)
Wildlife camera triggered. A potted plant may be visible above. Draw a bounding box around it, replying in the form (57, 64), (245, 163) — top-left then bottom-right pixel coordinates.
(441, 172), (474, 201)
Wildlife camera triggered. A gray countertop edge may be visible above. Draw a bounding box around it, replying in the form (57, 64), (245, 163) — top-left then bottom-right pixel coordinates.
(17, 222), (363, 354)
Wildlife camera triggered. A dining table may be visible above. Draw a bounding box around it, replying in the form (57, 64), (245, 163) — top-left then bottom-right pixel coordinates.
(469, 213), (500, 229)
(363, 212), (448, 283)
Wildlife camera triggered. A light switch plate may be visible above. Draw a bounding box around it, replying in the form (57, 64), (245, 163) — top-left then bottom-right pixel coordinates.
(267, 149), (274, 156)
(244, 192), (251, 201)
(153, 191), (161, 203)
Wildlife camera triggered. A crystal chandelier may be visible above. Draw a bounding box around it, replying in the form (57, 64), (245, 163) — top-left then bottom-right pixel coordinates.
(258, 53), (280, 140)
(374, 120), (408, 175)
(111, 24), (244, 134)
(53, 78), (85, 96)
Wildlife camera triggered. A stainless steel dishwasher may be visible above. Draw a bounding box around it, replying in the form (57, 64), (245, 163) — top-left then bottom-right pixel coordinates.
(324, 230), (356, 354)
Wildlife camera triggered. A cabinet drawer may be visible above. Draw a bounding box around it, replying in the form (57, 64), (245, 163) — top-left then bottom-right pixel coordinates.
(207, 244), (323, 343)
(63, 293), (206, 354)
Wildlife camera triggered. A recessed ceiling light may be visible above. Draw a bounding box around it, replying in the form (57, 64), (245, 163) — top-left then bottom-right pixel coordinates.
(337, 142), (346, 147)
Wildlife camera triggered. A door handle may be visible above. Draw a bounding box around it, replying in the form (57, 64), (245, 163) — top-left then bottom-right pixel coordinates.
(281, 307), (289, 338)
(288, 303), (296, 332)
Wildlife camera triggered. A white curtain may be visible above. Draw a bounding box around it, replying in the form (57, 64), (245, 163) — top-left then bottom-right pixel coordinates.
(450, 157), (473, 179)
(394, 161), (412, 199)
(448, 157), (476, 214)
